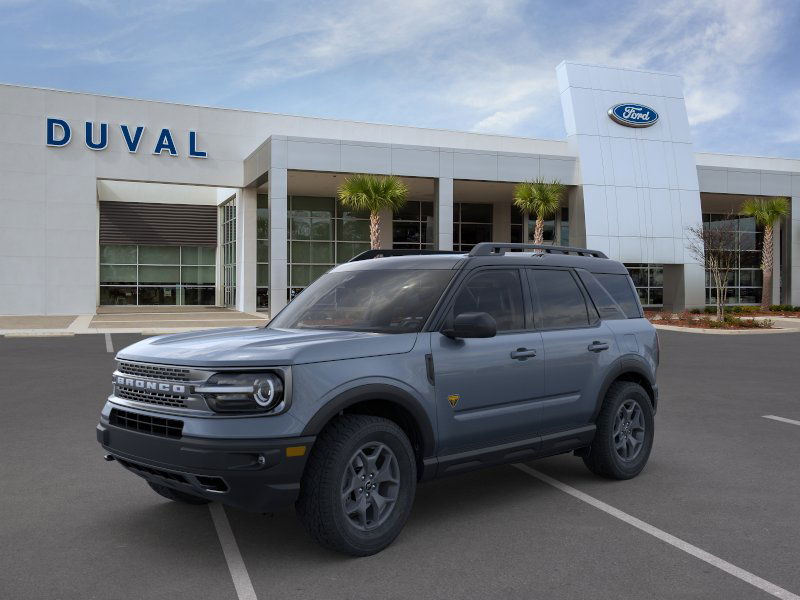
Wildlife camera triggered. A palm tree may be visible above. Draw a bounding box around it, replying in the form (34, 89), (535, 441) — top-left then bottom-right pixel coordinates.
(338, 174), (409, 249)
(740, 196), (789, 308)
(513, 178), (565, 245)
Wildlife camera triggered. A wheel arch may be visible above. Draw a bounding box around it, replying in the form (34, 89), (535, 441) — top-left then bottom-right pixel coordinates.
(301, 383), (436, 474)
(594, 357), (657, 420)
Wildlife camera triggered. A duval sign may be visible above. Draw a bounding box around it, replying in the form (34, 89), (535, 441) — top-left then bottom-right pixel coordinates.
(45, 117), (207, 157)
(608, 103), (659, 128)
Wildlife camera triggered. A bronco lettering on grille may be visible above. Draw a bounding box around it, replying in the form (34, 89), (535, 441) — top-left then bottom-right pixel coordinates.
(115, 376), (186, 394)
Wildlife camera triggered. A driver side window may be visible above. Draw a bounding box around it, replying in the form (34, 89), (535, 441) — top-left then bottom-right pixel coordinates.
(447, 269), (525, 332)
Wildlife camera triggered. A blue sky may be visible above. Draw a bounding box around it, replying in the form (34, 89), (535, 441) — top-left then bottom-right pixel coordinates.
(1, 0), (798, 156)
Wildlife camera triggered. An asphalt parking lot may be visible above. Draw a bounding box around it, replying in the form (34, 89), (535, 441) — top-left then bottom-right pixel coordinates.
(1, 330), (799, 600)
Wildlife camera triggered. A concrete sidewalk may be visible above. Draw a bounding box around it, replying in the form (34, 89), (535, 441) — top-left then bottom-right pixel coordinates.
(0, 306), (269, 337)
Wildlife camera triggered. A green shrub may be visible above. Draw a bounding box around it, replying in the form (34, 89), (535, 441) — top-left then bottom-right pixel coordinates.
(770, 304), (797, 312)
(704, 306), (715, 314)
(690, 308), (701, 314)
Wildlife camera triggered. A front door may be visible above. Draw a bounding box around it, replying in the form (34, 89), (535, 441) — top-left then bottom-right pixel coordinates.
(432, 268), (545, 455)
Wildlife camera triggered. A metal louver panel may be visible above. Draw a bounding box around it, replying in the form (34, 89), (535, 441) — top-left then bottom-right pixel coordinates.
(99, 201), (217, 246)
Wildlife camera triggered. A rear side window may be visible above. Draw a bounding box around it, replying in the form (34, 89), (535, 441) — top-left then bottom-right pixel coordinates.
(593, 273), (642, 318)
(528, 269), (590, 329)
(576, 270), (626, 320)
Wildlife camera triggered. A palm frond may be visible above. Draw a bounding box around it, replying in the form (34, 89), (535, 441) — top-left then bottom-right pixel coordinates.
(338, 174), (408, 214)
(513, 177), (564, 219)
(741, 196), (789, 226)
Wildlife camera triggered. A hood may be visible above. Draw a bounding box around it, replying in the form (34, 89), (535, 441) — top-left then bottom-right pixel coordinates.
(115, 326), (418, 368)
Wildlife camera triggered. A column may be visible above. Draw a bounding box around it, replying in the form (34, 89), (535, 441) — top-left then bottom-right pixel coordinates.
(268, 168), (288, 317)
(791, 196), (800, 305)
(435, 177), (453, 251)
(492, 200), (510, 243)
(663, 263), (705, 313)
(235, 188), (257, 313)
(378, 207), (393, 248)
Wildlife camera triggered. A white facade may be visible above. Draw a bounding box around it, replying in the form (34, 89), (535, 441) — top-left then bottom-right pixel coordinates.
(1, 61), (799, 316)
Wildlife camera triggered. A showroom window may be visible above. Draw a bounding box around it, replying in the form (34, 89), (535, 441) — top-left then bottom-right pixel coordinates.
(703, 213), (764, 305)
(393, 200), (434, 249)
(625, 264), (664, 307)
(221, 198), (236, 307)
(453, 203), (492, 252)
(511, 206), (569, 246)
(99, 245), (215, 306)
(287, 196), (371, 300)
(256, 194), (269, 310)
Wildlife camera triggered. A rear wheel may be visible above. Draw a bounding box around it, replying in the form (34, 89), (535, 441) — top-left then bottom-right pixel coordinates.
(148, 482), (210, 505)
(296, 414), (417, 556)
(583, 381), (654, 479)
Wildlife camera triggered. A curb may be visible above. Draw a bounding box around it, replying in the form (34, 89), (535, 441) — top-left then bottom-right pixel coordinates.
(652, 323), (798, 335)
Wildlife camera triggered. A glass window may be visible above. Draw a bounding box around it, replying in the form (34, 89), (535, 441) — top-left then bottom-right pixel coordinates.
(100, 245), (136, 264)
(530, 269), (589, 329)
(99, 244), (216, 306)
(623, 263), (663, 308)
(510, 205), (524, 244)
(453, 203), (493, 252)
(393, 200), (434, 249)
(594, 273), (642, 318)
(449, 269), (525, 332)
(139, 246), (180, 264)
(702, 212), (766, 305)
(270, 269), (455, 334)
(576, 270), (624, 320)
(221, 198), (237, 307)
(287, 196), (371, 299)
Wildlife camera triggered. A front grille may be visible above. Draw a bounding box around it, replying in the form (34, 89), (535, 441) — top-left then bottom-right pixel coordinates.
(115, 387), (187, 408)
(109, 408), (183, 439)
(118, 361), (191, 382)
(116, 457), (188, 484)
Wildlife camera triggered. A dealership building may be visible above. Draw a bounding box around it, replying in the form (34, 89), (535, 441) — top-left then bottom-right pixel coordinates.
(1, 61), (799, 317)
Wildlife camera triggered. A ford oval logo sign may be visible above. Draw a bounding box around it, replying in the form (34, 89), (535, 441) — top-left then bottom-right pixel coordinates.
(608, 103), (659, 128)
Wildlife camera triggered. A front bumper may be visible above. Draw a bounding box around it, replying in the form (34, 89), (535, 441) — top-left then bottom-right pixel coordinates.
(97, 417), (315, 513)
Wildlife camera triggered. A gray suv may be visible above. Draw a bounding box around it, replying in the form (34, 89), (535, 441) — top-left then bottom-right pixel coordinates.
(97, 243), (659, 556)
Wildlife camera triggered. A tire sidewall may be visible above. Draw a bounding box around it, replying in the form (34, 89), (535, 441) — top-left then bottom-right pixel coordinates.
(324, 422), (417, 553)
(600, 384), (655, 478)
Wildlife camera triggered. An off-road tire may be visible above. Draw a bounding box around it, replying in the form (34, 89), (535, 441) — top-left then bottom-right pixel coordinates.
(296, 414), (417, 556)
(148, 482), (211, 505)
(582, 381), (654, 480)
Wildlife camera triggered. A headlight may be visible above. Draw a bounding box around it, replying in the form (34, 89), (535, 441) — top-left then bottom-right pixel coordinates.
(197, 372), (285, 414)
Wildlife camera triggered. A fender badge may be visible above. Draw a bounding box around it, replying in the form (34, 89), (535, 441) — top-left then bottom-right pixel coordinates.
(447, 394), (460, 408)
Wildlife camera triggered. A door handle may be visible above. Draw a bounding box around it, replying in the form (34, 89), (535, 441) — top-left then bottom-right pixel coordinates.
(510, 348), (537, 360)
(588, 341), (610, 352)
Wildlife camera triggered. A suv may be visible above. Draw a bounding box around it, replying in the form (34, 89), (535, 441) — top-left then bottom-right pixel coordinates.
(97, 243), (658, 556)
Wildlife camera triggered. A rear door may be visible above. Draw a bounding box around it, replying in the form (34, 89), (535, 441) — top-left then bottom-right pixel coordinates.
(432, 267), (545, 455)
(526, 268), (618, 433)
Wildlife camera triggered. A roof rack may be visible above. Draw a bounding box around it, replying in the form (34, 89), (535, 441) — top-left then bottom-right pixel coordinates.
(348, 249), (463, 262)
(468, 242), (608, 259)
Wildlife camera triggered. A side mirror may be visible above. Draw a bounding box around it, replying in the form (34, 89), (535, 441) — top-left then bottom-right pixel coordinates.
(442, 312), (497, 339)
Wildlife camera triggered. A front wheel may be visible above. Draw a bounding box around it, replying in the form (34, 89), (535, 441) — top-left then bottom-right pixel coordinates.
(582, 381), (654, 479)
(296, 414), (417, 556)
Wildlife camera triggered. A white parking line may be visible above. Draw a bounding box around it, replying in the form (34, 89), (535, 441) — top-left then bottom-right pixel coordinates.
(104, 333), (114, 353)
(763, 415), (800, 427)
(514, 464), (800, 600)
(209, 503), (258, 600)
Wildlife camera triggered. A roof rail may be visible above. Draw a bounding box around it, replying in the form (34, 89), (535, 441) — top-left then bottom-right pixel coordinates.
(348, 248), (463, 262)
(468, 242), (608, 259)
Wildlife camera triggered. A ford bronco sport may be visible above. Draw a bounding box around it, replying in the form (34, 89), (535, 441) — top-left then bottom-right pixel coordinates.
(97, 242), (659, 556)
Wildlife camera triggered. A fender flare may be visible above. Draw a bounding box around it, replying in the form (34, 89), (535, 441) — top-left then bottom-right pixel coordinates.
(301, 383), (436, 458)
(593, 355), (657, 420)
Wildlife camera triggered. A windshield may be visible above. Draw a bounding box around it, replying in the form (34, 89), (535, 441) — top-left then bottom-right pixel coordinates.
(269, 269), (455, 333)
